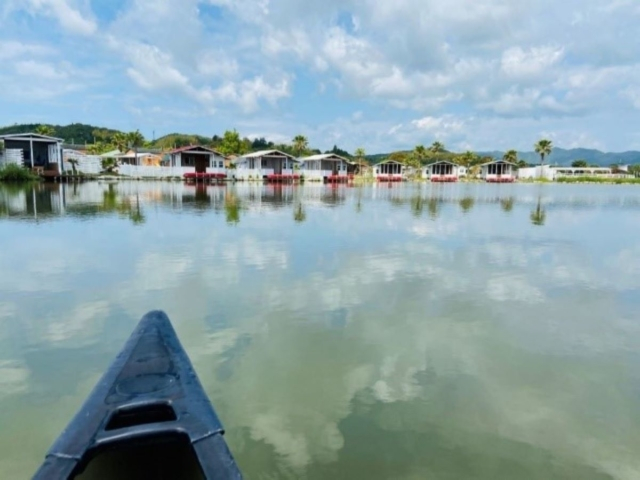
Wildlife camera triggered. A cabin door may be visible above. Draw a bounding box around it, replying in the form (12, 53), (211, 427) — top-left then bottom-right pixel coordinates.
(274, 159), (283, 174)
(195, 155), (208, 173)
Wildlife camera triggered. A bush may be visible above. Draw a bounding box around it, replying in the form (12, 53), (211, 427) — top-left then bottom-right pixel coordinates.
(556, 176), (640, 184)
(0, 164), (40, 182)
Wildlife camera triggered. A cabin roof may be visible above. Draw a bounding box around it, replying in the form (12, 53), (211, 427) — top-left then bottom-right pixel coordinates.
(480, 159), (517, 167)
(99, 149), (122, 157)
(168, 145), (223, 156)
(375, 159), (405, 166)
(0, 132), (64, 142)
(241, 149), (298, 161)
(300, 153), (349, 162)
(425, 160), (461, 167)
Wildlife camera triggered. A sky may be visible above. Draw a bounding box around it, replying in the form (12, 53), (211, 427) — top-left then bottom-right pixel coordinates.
(0, 0), (639, 154)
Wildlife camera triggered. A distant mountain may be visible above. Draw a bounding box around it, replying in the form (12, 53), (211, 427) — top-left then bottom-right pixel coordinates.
(477, 148), (640, 166)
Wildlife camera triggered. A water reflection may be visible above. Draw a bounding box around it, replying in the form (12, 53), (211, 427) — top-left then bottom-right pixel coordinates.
(2, 182), (640, 478)
(530, 197), (546, 226)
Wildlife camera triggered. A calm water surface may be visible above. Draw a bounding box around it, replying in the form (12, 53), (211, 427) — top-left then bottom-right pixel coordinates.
(1, 181), (640, 479)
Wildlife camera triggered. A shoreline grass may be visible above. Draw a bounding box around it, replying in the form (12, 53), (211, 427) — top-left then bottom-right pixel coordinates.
(556, 176), (640, 184)
(0, 164), (40, 183)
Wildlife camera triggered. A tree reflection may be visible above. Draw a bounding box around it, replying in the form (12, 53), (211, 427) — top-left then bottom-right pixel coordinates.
(294, 202), (306, 223)
(102, 185), (146, 225)
(224, 191), (241, 225)
(530, 197), (546, 226)
(500, 197), (515, 212)
(411, 196), (424, 217)
(427, 198), (439, 219)
(459, 197), (475, 214)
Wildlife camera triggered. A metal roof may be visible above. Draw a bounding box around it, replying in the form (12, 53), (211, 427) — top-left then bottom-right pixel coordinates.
(300, 153), (350, 162)
(479, 159), (517, 166)
(424, 160), (461, 167)
(241, 149), (298, 161)
(168, 145), (223, 156)
(0, 132), (64, 142)
(374, 159), (405, 165)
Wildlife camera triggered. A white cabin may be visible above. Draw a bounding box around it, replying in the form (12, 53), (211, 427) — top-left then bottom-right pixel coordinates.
(374, 160), (405, 181)
(300, 153), (349, 181)
(422, 161), (465, 182)
(233, 150), (300, 180)
(0, 133), (63, 172)
(168, 145), (226, 175)
(480, 159), (516, 183)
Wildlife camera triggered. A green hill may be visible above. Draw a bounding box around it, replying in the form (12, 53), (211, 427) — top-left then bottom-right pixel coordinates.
(0, 123), (121, 144)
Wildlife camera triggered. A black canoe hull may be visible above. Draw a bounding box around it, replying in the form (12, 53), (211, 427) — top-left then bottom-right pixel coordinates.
(33, 310), (242, 479)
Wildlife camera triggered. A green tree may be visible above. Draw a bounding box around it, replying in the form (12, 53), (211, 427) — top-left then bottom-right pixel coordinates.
(458, 151), (478, 167)
(413, 145), (428, 164)
(571, 159), (588, 168)
(534, 139), (553, 167)
(112, 132), (129, 152)
(292, 135), (308, 157)
(35, 124), (55, 137)
(503, 149), (518, 163)
(429, 141), (445, 154)
(218, 130), (247, 156)
(354, 147), (366, 160)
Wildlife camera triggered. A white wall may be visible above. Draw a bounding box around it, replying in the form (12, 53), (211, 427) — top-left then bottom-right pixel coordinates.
(518, 165), (554, 180)
(0, 149), (24, 166)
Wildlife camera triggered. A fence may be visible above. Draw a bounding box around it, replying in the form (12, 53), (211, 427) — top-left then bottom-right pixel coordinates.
(118, 165), (199, 178)
(63, 152), (102, 174)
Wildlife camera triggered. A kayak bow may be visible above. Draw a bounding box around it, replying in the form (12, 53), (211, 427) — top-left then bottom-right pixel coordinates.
(33, 310), (242, 479)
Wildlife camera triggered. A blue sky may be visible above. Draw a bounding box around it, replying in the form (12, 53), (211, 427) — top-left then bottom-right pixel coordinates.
(0, 0), (639, 153)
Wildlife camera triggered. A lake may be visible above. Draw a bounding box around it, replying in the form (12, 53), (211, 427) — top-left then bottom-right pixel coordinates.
(1, 181), (640, 479)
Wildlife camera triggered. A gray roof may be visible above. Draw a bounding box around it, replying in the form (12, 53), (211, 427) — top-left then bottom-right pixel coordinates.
(0, 132), (64, 142)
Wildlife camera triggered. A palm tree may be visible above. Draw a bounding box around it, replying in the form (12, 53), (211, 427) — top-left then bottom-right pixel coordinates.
(414, 145), (427, 162)
(112, 132), (129, 153)
(127, 130), (145, 165)
(354, 147), (366, 160)
(503, 149), (518, 164)
(429, 141), (445, 154)
(534, 139), (553, 171)
(458, 151), (478, 167)
(292, 135), (308, 157)
(35, 124), (55, 137)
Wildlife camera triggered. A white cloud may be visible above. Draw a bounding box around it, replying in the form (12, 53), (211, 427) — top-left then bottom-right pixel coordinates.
(25, 0), (97, 35)
(501, 46), (564, 79)
(0, 40), (55, 60)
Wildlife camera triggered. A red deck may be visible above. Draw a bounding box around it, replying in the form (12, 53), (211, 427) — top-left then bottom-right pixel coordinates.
(431, 176), (458, 183)
(327, 175), (349, 183)
(183, 172), (226, 182)
(266, 174), (301, 183)
(377, 175), (403, 182)
(486, 177), (515, 183)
